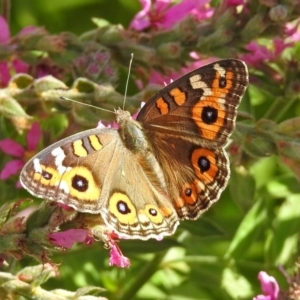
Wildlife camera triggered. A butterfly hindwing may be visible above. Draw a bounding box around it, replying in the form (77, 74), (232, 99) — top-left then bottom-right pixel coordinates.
(20, 128), (179, 240)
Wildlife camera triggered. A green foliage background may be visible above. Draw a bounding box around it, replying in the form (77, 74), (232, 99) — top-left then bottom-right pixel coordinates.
(10, 0), (137, 34)
(1, 0), (300, 299)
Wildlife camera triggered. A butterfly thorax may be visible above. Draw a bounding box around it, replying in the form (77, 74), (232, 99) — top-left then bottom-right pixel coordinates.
(116, 108), (168, 192)
(116, 109), (149, 154)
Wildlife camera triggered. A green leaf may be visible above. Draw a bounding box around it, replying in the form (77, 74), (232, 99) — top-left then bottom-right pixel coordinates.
(0, 202), (14, 228)
(229, 167), (256, 212)
(91, 17), (110, 27)
(266, 194), (300, 265)
(120, 238), (181, 254)
(75, 286), (106, 296)
(180, 217), (225, 237)
(17, 264), (56, 287)
(0, 95), (31, 118)
(225, 197), (266, 259)
(221, 267), (253, 299)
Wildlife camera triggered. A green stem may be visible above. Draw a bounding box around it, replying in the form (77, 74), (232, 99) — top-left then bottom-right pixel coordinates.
(1, 0), (10, 23)
(117, 251), (167, 300)
(263, 96), (298, 122)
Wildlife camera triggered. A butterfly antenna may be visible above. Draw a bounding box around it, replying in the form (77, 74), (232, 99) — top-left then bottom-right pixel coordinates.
(122, 53), (134, 110)
(60, 97), (115, 114)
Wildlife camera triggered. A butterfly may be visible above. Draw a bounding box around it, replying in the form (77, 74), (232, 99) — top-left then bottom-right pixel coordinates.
(20, 59), (248, 240)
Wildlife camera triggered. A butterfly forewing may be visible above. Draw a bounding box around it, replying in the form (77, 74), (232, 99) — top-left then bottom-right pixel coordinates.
(137, 59), (248, 148)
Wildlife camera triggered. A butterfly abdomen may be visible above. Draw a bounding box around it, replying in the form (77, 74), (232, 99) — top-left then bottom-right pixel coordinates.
(118, 113), (169, 193)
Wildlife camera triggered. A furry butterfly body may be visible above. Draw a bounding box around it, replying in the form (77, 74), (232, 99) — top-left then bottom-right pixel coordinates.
(20, 59), (248, 240)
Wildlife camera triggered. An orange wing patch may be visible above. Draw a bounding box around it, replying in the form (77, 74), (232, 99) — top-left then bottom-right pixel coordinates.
(180, 181), (199, 205)
(192, 101), (226, 140)
(156, 97), (169, 115)
(191, 148), (218, 184)
(169, 88), (186, 106)
(190, 65), (235, 140)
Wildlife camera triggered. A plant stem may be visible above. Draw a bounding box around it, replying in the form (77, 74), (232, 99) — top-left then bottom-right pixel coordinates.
(117, 251), (167, 300)
(1, 0), (11, 24)
(263, 96), (298, 122)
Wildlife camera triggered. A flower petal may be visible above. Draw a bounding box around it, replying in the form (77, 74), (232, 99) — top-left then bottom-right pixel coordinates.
(12, 59), (29, 74)
(0, 16), (10, 44)
(0, 62), (11, 87)
(0, 139), (25, 157)
(49, 229), (90, 249)
(285, 20), (300, 43)
(19, 26), (41, 35)
(253, 296), (271, 300)
(0, 159), (24, 180)
(253, 271), (279, 300)
(258, 271), (279, 299)
(163, 0), (201, 29)
(109, 243), (130, 268)
(226, 0), (245, 6)
(129, 0), (151, 30)
(26, 122), (42, 151)
(240, 41), (273, 67)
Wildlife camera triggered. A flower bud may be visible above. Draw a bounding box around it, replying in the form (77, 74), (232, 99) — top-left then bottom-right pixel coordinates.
(9, 73), (33, 90)
(157, 42), (183, 59)
(34, 76), (67, 95)
(269, 5), (288, 22)
(197, 27), (233, 51)
(0, 94), (30, 118)
(240, 13), (267, 42)
(96, 24), (125, 46)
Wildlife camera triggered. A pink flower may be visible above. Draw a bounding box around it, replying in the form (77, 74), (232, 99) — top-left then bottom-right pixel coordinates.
(273, 38), (293, 57)
(285, 21), (300, 43)
(50, 226), (130, 268)
(241, 39), (293, 66)
(130, 0), (212, 31)
(97, 120), (118, 129)
(241, 22), (299, 67)
(108, 237), (130, 268)
(253, 271), (279, 300)
(0, 122), (42, 186)
(49, 229), (93, 249)
(148, 56), (216, 86)
(240, 41), (273, 67)
(0, 16), (29, 87)
(225, 0), (245, 6)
